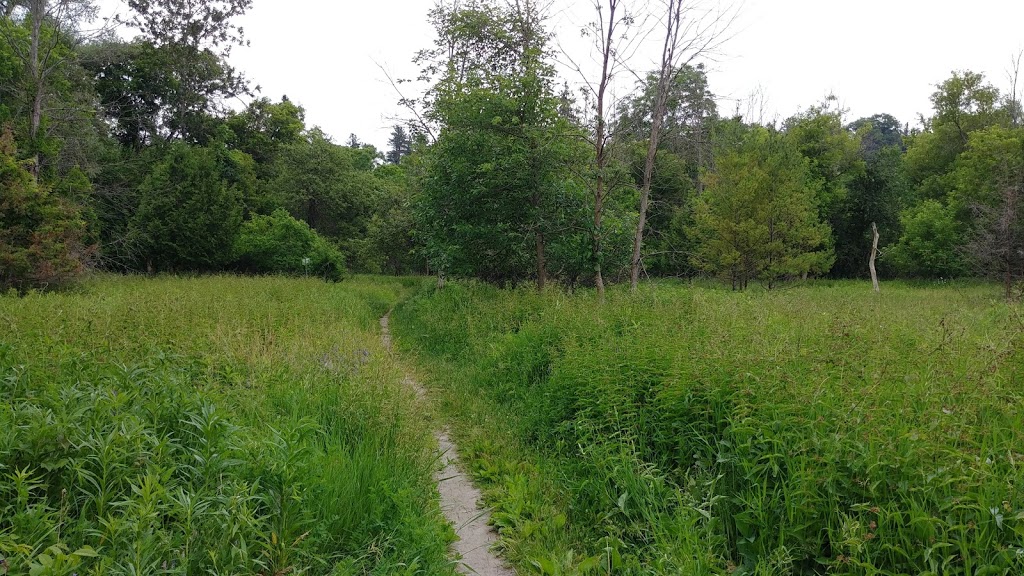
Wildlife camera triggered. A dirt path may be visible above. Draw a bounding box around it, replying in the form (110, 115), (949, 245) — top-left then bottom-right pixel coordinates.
(380, 314), (515, 576)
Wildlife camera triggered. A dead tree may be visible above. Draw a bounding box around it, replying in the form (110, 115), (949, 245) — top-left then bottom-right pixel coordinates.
(561, 0), (649, 298)
(869, 222), (880, 293)
(629, 0), (737, 291)
(964, 159), (1024, 301)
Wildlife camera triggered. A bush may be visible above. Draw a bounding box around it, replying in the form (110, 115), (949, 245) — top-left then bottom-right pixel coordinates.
(889, 199), (967, 278)
(234, 209), (346, 280)
(0, 131), (91, 292)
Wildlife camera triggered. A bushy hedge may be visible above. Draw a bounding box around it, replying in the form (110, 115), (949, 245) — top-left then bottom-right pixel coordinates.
(233, 209), (346, 281)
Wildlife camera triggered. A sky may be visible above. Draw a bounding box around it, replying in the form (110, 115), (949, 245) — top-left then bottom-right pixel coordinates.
(96, 0), (1024, 149)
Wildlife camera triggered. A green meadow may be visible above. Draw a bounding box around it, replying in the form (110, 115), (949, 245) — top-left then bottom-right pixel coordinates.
(0, 275), (453, 576)
(2, 276), (1023, 575)
(392, 280), (1024, 575)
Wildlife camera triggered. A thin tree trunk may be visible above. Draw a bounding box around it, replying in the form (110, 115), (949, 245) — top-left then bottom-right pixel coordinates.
(869, 222), (880, 293)
(631, 0), (680, 291)
(28, 0), (43, 180)
(591, 0), (618, 300)
(536, 229), (547, 291)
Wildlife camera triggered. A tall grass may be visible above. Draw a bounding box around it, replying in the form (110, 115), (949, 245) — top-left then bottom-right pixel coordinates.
(0, 274), (454, 575)
(393, 280), (1024, 575)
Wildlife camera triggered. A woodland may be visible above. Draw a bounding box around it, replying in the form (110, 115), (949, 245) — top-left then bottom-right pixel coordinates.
(0, 0), (1022, 298)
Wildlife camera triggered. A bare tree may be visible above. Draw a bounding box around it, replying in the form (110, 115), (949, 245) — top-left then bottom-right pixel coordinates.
(560, 0), (651, 298)
(964, 158), (1024, 301)
(1007, 50), (1022, 128)
(629, 0), (737, 290)
(869, 222), (880, 293)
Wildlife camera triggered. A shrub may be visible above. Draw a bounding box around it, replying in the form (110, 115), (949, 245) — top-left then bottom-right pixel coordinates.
(889, 199), (967, 277)
(234, 209), (346, 280)
(0, 131), (92, 292)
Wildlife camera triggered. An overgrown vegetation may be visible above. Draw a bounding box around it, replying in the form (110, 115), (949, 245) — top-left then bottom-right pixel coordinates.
(0, 275), (455, 575)
(394, 280), (1024, 575)
(4, 1), (1024, 297)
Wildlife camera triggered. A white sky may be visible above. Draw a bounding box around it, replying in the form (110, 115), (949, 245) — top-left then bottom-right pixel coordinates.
(96, 0), (1024, 149)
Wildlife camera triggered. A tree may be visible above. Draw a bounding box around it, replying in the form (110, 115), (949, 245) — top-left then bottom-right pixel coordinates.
(953, 126), (1024, 298)
(629, 0), (736, 290)
(1, 0), (103, 178)
(226, 96), (305, 167)
(267, 129), (377, 266)
(116, 0), (252, 143)
(560, 0), (648, 295)
(889, 200), (966, 278)
(233, 209), (346, 281)
(128, 143), (245, 272)
(689, 128), (833, 289)
(835, 144), (908, 277)
(848, 113), (904, 157)
(416, 0), (587, 289)
(385, 124), (410, 164)
(0, 128), (91, 291)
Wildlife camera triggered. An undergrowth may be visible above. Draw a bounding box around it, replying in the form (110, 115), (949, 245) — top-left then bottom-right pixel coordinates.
(393, 280), (1024, 575)
(0, 274), (453, 575)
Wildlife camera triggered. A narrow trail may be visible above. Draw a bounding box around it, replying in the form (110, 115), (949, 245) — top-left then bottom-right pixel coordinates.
(380, 313), (515, 576)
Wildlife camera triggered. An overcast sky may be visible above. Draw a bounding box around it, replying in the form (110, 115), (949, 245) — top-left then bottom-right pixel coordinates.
(97, 0), (1024, 149)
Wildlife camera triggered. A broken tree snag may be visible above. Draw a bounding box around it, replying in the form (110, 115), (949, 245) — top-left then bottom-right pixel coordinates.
(869, 222), (880, 293)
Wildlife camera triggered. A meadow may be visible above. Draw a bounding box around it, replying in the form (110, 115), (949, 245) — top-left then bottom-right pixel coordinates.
(0, 275), (454, 575)
(393, 280), (1024, 575)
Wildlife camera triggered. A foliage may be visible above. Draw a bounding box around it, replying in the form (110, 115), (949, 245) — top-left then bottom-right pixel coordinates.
(267, 130), (376, 245)
(128, 143), (246, 272)
(0, 275), (455, 575)
(689, 128), (834, 288)
(952, 126), (1024, 295)
(889, 199), (967, 277)
(394, 280), (1024, 575)
(0, 131), (91, 292)
(233, 209), (346, 281)
(416, 0), (597, 287)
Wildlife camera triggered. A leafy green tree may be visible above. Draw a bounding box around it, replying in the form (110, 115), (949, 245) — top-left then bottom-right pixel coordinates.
(689, 128), (833, 289)
(225, 96), (305, 167)
(615, 63), (717, 185)
(233, 209), (345, 281)
(835, 144), (909, 277)
(385, 124), (411, 165)
(362, 162), (424, 275)
(889, 200), (966, 277)
(417, 0), (591, 288)
(266, 129), (377, 267)
(783, 99), (865, 270)
(848, 113), (904, 156)
(0, 129), (91, 291)
(828, 115), (910, 277)
(128, 143), (245, 272)
(905, 71), (1005, 201)
(114, 0), (252, 143)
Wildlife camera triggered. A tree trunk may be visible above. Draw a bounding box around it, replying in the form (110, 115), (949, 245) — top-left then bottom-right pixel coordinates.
(590, 0), (617, 300)
(535, 229), (547, 291)
(28, 0), (43, 180)
(869, 222), (880, 293)
(631, 0), (680, 292)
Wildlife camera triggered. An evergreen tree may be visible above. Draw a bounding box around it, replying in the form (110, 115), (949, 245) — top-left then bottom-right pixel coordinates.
(689, 128), (834, 289)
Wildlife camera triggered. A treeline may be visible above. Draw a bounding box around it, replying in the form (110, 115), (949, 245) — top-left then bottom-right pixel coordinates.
(3, 0), (1024, 298)
(0, 0), (424, 292)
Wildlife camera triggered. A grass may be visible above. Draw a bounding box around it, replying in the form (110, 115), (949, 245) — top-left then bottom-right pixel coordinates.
(392, 279), (1024, 575)
(0, 274), (455, 575)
